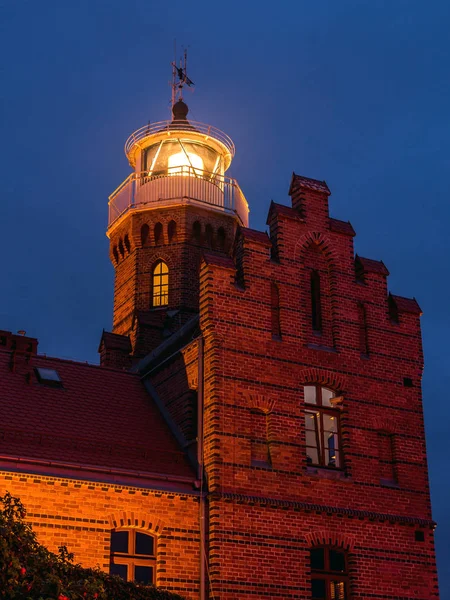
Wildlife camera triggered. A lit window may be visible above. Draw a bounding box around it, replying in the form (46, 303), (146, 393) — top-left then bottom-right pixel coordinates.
(304, 385), (342, 468)
(35, 367), (62, 386)
(310, 547), (349, 599)
(110, 530), (156, 584)
(152, 261), (169, 307)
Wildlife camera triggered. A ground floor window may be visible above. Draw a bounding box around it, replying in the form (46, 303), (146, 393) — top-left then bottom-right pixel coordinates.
(109, 529), (156, 584)
(310, 546), (349, 599)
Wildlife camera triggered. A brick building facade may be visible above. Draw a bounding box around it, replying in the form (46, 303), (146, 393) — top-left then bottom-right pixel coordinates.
(0, 99), (439, 599)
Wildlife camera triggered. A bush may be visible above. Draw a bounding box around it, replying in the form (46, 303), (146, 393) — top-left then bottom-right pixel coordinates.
(0, 492), (186, 600)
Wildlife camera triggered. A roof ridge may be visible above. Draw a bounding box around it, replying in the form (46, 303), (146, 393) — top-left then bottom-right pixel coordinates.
(8, 351), (139, 376)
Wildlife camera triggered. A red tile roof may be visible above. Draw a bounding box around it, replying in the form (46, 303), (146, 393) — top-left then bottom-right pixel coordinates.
(0, 350), (195, 482)
(329, 218), (356, 237)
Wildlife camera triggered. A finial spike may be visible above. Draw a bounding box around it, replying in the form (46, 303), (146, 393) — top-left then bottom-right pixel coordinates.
(171, 46), (194, 109)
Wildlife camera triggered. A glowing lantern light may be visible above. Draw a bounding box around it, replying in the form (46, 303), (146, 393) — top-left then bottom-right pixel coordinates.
(168, 151), (204, 176)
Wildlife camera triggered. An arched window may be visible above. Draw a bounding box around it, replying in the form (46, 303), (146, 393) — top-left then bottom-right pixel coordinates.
(152, 261), (169, 307)
(168, 220), (177, 242)
(192, 220), (202, 242)
(310, 546), (348, 599)
(154, 222), (163, 245)
(304, 385), (342, 469)
(110, 529), (156, 584)
(310, 270), (322, 332)
(205, 224), (214, 247)
(118, 239), (125, 257)
(217, 226), (226, 250)
(141, 224), (149, 245)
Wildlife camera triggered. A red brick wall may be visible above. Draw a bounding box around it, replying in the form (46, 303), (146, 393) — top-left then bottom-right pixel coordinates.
(109, 205), (237, 356)
(197, 181), (438, 598)
(0, 471), (202, 599)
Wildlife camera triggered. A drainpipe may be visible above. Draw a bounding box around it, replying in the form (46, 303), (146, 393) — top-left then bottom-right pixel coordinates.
(197, 336), (206, 600)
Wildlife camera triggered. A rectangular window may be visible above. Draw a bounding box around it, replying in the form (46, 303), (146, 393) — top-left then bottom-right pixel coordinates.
(304, 386), (342, 469)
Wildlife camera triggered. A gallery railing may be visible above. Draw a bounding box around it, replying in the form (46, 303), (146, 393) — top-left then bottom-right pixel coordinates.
(108, 168), (249, 230)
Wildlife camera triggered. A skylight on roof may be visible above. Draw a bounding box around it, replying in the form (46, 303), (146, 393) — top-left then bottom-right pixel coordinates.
(35, 367), (62, 385)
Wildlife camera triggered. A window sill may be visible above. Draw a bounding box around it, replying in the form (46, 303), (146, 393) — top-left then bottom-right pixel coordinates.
(306, 466), (348, 480)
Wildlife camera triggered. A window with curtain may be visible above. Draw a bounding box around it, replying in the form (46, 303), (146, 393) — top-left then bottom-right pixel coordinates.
(152, 261), (169, 307)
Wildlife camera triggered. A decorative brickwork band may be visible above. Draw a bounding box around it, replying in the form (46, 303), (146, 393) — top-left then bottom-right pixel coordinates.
(212, 492), (435, 527)
(304, 530), (355, 551)
(298, 368), (347, 393)
(246, 392), (276, 414)
(107, 512), (166, 536)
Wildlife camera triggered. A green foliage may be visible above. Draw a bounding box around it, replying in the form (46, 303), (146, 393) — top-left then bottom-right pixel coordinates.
(0, 492), (185, 600)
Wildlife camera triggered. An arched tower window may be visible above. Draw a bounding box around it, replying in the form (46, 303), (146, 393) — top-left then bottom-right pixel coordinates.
(141, 224), (149, 245)
(109, 529), (156, 584)
(192, 220), (202, 242)
(304, 385), (342, 469)
(310, 270), (322, 332)
(205, 224), (214, 247)
(310, 546), (348, 599)
(168, 220), (177, 242)
(217, 226), (226, 250)
(154, 222), (163, 245)
(152, 261), (169, 307)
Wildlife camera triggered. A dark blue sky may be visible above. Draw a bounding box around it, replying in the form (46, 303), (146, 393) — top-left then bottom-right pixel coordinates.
(1, 0), (448, 594)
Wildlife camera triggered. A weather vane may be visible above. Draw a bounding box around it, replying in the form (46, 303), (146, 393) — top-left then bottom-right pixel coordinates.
(171, 45), (194, 108)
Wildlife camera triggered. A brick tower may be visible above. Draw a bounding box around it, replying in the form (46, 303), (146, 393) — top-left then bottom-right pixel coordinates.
(100, 98), (248, 365)
(94, 69), (437, 598)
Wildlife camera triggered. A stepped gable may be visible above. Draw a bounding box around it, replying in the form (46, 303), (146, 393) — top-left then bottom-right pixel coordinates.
(240, 227), (272, 245)
(329, 217), (356, 236)
(0, 347), (194, 481)
(266, 201), (300, 222)
(355, 254), (390, 276)
(390, 294), (422, 315)
(289, 173), (331, 195)
(202, 252), (235, 270)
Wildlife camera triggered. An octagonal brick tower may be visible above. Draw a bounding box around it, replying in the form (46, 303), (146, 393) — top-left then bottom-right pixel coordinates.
(102, 100), (248, 364)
